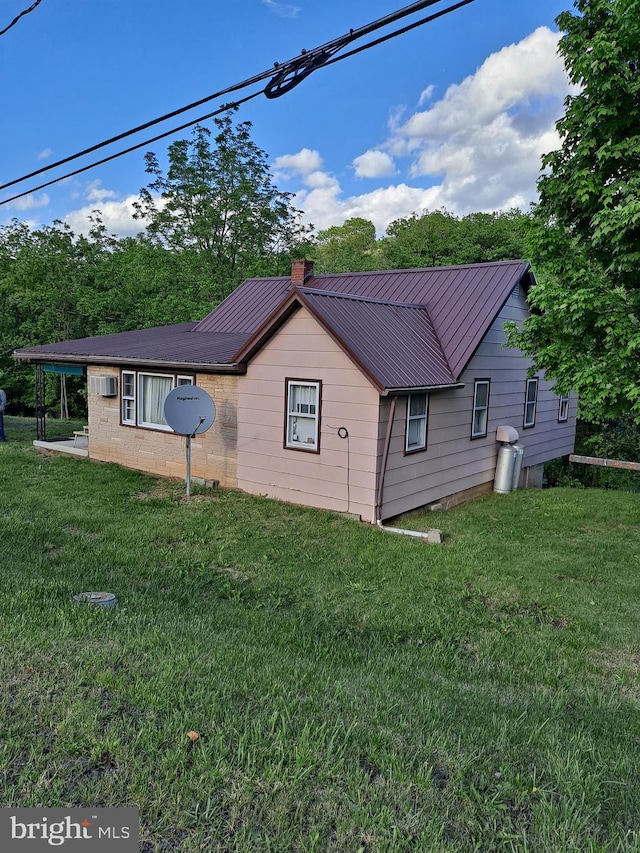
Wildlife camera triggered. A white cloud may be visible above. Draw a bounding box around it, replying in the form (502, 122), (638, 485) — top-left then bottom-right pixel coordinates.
(290, 178), (441, 235)
(85, 181), (117, 203)
(272, 148), (324, 177)
(261, 0), (300, 18)
(51, 27), (571, 243)
(277, 25), (572, 235)
(37, 148), (53, 160)
(9, 192), (50, 212)
(63, 194), (145, 238)
(352, 150), (396, 179)
(382, 26), (572, 214)
(418, 84), (435, 106)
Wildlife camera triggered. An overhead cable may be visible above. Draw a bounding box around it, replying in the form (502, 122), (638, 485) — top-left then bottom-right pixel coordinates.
(0, 0), (43, 37)
(1, 94), (262, 205)
(0, 0), (475, 206)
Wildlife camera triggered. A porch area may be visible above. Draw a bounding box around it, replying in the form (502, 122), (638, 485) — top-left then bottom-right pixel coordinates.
(33, 436), (89, 458)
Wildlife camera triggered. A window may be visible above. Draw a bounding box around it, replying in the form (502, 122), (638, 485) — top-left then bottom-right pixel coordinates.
(286, 380), (320, 451)
(471, 380), (490, 438)
(138, 373), (173, 430)
(122, 371), (136, 424)
(524, 378), (539, 428)
(120, 370), (195, 429)
(405, 392), (428, 453)
(558, 394), (569, 423)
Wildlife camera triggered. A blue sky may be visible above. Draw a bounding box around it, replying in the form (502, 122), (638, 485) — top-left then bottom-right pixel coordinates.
(0, 0), (573, 238)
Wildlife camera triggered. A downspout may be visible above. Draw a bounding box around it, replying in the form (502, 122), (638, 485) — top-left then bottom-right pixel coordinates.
(375, 395), (443, 544)
(375, 396), (396, 523)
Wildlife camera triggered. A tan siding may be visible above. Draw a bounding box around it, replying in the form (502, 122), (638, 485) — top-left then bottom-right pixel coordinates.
(379, 290), (577, 519)
(87, 367), (238, 487)
(237, 308), (380, 522)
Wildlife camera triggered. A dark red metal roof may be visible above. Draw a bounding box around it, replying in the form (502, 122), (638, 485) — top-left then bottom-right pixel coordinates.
(193, 277), (291, 334)
(14, 260), (532, 391)
(297, 289), (456, 392)
(14, 323), (247, 370)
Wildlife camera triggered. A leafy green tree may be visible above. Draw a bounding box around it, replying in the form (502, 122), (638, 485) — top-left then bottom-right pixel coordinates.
(457, 210), (529, 264)
(134, 114), (312, 302)
(379, 209), (460, 268)
(0, 219), (99, 414)
(508, 0), (640, 420)
(377, 208), (528, 269)
(313, 218), (380, 273)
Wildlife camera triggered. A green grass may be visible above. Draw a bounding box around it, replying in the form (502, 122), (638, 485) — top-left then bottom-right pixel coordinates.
(1, 415), (640, 851)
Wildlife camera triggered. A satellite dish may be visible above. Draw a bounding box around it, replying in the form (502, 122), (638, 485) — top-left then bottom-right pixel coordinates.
(163, 386), (217, 499)
(164, 386), (216, 436)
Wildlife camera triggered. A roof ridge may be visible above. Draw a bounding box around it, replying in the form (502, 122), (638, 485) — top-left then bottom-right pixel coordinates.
(298, 285), (426, 309)
(312, 259), (525, 278)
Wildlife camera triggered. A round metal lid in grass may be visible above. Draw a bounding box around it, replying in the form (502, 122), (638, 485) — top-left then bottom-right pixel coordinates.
(73, 592), (117, 608)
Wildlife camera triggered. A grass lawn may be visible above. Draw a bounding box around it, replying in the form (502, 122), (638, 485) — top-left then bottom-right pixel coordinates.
(1, 416), (639, 851)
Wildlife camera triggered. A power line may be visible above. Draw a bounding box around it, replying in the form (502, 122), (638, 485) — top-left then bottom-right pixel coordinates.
(1, 93), (263, 205)
(0, 0), (43, 37)
(0, 0), (448, 194)
(0, 0), (475, 206)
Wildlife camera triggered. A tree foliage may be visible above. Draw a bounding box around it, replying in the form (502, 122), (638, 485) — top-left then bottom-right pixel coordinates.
(508, 0), (640, 420)
(134, 114), (312, 301)
(313, 218), (380, 273)
(312, 210), (528, 274)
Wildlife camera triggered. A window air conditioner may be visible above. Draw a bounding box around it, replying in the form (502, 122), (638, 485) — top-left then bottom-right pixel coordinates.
(90, 375), (118, 397)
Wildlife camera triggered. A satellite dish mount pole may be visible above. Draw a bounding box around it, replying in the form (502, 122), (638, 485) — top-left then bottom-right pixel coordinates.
(185, 417), (206, 498)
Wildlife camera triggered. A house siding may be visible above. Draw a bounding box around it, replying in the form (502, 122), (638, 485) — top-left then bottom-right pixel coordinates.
(379, 286), (577, 519)
(236, 308), (381, 522)
(87, 367), (238, 487)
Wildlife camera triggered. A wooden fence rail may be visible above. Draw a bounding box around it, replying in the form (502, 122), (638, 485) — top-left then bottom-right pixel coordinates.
(569, 454), (640, 473)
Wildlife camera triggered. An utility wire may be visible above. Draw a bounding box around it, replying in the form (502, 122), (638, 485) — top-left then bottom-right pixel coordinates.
(1, 93), (262, 205)
(0, 0), (450, 193)
(0, 0), (43, 37)
(0, 0), (475, 206)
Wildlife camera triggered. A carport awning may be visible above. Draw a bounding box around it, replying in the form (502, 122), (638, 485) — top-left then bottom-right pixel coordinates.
(43, 363), (84, 375)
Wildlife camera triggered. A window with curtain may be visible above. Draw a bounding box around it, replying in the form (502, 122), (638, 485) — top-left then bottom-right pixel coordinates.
(120, 370), (196, 429)
(138, 373), (174, 430)
(286, 380), (320, 451)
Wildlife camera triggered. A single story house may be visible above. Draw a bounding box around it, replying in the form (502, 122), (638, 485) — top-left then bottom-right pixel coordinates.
(14, 259), (576, 523)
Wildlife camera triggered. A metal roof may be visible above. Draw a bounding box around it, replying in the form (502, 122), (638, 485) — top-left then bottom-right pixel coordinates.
(13, 323), (247, 370)
(296, 289), (456, 392)
(13, 260), (532, 390)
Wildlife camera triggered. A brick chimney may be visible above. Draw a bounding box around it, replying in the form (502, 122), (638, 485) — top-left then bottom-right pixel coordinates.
(291, 259), (314, 285)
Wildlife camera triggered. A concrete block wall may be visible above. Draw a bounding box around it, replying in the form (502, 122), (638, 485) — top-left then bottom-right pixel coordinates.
(86, 367), (238, 487)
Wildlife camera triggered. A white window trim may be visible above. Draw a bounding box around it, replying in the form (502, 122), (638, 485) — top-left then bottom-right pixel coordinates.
(405, 392), (428, 453)
(121, 370), (196, 430)
(285, 380), (320, 451)
(524, 378), (539, 428)
(471, 380), (490, 439)
(138, 372), (174, 431)
(121, 370), (136, 425)
(558, 395), (569, 423)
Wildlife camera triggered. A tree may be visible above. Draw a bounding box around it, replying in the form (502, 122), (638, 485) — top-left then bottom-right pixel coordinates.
(134, 113), (312, 303)
(377, 208), (528, 269)
(380, 209), (460, 268)
(507, 0), (640, 420)
(457, 210), (529, 264)
(0, 219), (98, 414)
(313, 218), (380, 273)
